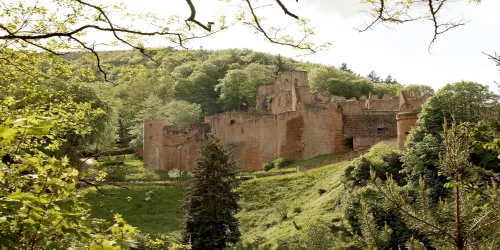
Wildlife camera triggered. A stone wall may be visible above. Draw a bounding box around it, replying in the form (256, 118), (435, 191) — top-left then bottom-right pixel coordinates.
(256, 84), (274, 111)
(343, 111), (399, 150)
(204, 102), (344, 170)
(143, 71), (430, 172)
(161, 124), (209, 172)
(143, 120), (169, 170)
(396, 112), (419, 150)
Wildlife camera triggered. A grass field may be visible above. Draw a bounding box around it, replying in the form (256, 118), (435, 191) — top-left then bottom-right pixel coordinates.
(84, 152), (352, 247)
(83, 185), (186, 235)
(94, 154), (192, 182)
(238, 151), (346, 176)
(236, 160), (349, 247)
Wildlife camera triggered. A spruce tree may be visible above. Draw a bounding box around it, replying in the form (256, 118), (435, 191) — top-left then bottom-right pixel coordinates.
(183, 134), (241, 250)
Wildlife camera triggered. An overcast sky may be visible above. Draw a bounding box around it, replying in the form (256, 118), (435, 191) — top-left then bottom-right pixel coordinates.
(122, 0), (499, 91)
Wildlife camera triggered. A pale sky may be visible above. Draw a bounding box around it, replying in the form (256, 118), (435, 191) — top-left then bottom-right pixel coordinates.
(120, 0), (500, 91)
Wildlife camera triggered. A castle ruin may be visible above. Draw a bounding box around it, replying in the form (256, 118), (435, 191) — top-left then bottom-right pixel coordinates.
(143, 71), (429, 171)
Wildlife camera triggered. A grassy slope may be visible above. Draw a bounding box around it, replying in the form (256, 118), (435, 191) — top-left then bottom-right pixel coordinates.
(84, 153), (351, 245)
(83, 185), (186, 235)
(237, 161), (349, 246)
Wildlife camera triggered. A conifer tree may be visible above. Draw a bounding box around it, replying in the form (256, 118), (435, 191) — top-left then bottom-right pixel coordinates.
(367, 119), (500, 249)
(367, 70), (381, 83)
(183, 134), (241, 250)
(340, 62), (354, 74)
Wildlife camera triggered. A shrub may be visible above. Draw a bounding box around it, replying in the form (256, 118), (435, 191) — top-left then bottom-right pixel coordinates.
(275, 202), (289, 221)
(365, 142), (393, 160)
(350, 157), (371, 185)
(124, 169), (161, 182)
(317, 189), (327, 196)
(381, 152), (405, 184)
(293, 207), (302, 214)
(342, 165), (356, 185)
(343, 187), (427, 249)
(263, 162), (275, 171)
(274, 157), (293, 169)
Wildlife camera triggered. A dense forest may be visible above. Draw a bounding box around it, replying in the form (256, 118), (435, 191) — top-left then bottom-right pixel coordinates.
(60, 48), (434, 153)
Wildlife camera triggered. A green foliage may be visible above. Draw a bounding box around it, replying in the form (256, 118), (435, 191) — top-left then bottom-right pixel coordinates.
(308, 65), (432, 100)
(273, 158), (293, 169)
(128, 97), (202, 148)
(0, 51), (138, 249)
(371, 82), (403, 97)
(347, 157), (372, 186)
(403, 81), (500, 202)
(263, 162), (275, 172)
(183, 135), (241, 250)
(343, 142), (404, 187)
(367, 70), (382, 83)
(401, 84), (435, 96)
(343, 186), (423, 249)
(370, 120), (500, 249)
(419, 81), (499, 135)
(216, 63), (276, 112)
(309, 66), (374, 98)
(275, 201), (289, 221)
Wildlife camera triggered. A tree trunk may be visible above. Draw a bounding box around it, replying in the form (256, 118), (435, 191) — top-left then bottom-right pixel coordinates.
(455, 175), (464, 250)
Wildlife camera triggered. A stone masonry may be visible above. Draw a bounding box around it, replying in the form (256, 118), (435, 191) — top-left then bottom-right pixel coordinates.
(143, 71), (431, 171)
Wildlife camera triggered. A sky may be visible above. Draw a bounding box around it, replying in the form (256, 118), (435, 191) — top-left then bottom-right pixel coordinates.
(120, 0), (500, 91)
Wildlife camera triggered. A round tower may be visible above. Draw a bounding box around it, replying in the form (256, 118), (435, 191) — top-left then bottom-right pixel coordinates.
(143, 120), (169, 170)
(396, 112), (418, 150)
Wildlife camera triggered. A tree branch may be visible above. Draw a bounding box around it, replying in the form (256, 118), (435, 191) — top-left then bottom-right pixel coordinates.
(275, 0), (299, 19)
(185, 0), (213, 31)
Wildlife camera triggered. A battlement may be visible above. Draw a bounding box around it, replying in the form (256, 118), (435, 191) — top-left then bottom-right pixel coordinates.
(255, 71), (431, 115)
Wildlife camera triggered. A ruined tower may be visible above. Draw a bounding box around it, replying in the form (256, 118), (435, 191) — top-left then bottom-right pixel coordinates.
(396, 112), (419, 150)
(143, 120), (169, 170)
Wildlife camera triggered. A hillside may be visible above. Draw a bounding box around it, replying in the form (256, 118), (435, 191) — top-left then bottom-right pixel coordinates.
(81, 152), (353, 248)
(237, 161), (348, 247)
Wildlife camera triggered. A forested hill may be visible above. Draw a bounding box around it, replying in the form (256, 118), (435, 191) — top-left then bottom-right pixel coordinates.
(62, 48), (433, 151)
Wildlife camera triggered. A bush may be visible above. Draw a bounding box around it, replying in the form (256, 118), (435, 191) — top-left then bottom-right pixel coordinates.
(124, 169), (160, 182)
(274, 157), (293, 169)
(275, 202), (289, 221)
(293, 207), (302, 214)
(317, 189), (327, 196)
(350, 157), (371, 186)
(381, 152), (405, 184)
(263, 162), (275, 171)
(343, 187), (427, 249)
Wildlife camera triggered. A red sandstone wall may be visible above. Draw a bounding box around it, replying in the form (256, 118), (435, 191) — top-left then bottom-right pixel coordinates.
(205, 113), (278, 170)
(343, 111), (398, 150)
(299, 105), (343, 159)
(397, 112), (419, 150)
(160, 124), (209, 172)
(256, 85), (274, 111)
(143, 120), (169, 170)
(366, 98), (399, 111)
(205, 103), (344, 170)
